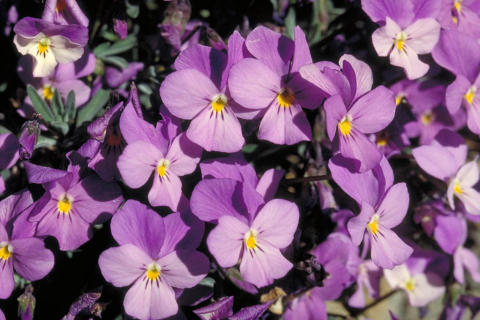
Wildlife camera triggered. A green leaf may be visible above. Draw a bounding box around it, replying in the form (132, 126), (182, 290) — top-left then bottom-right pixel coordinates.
(51, 89), (64, 121)
(126, 0), (140, 18)
(35, 135), (56, 149)
(27, 85), (54, 122)
(93, 35), (136, 58)
(50, 121), (69, 135)
(285, 7), (296, 40)
(102, 55), (129, 69)
(64, 91), (76, 123)
(0, 125), (12, 134)
(76, 88), (110, 126)
(242, 144), (257, 154)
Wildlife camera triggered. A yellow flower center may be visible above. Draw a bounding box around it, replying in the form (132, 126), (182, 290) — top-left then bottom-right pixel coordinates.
(377, 137), (388, 147)
(338, 115), (353, 136)
(395, 32), (407, 51)
(146, 263), (161, 281)
(454, 179), (462, 195)
(43, 85), (55, 101)
(58, 197), (72, 214)
(157, 159), (170, 178)
(211, 94), (227, 113)
(454, 0), (462, 13)
(464, 86), (477, 105)
(37, 37), (51, 56)
(395, 94), (405, 106)
(277, 89), (295, 108)
(367, 214), (380, 236)
(107, 132), (123, 147)
(244, 229), (258, 250)
(421, 110), (435, 125)
(405, 277), (415, 292)
(0, 244), (12, 261)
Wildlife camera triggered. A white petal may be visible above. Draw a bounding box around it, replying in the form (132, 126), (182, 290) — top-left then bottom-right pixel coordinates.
(14, 33), (43, 55)
(50, 35), (84, 64)
(27, 43), (58, 77)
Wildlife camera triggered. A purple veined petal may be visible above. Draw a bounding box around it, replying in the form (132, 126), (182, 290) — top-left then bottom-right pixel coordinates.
(23, 162), (69, 185)
(239, 240), (293, 288)
(200, 155), (257, 186)
(148, 170), (183, 211)
(117, 140), (162, 189)
(158, 211), (204, 257)
(287, 73), (325, 110)
(339, 54), (373, 102)
(229, 301), (274, 320)
(227, 93), (265, 120)
(223, 31), (250, 89)
(371, 17), (401, 56)
(66, 175), (122, 224)
(465, 101), (480, 134)
(403, 18), (441, 55)
(160, 69), (218, 120)
(299, 63), (350, 102)
(456, 159), (479, 188)
(434, 214), (465, 254)
(338, 127), (383, 173)
(159, 250), (209, 288)
(282, 290), (327, 320)
(0, 224), (8, 243)
(329, 154), (394, 207)
(0, 254), (14, 299)
(456, 5), (480, 39)
(454, 247), (466, 284)
(111, 200), (165, 258)
(459, 247), (480, 283)
(0, 133), (19, 170)
(389, 42), (430, 80)
(11, 209), (37, 241)
(349, 86), (396, 134)
(191, 178), (264, 224)
(430, 129), (467, 169)
(290, 26), (312, 73)
(406, 272), (445, 307)
(207, 215), (248, 268)
(251, 199), (299, 249)
(0, 189), (33, 228)
(457, 187), (480, 215)
(10, 237), (54, 281)
(42, 0), (90, 27)
(244, 26), (294, 77)
(99, 244), (151, 287)
(193, 296), (234, 320)
(255, 168), (285, 201)
(36, 205), (93, 251)
(174, 44), (227, 89)
(124, 273), (178, 320)
(376, 183), (409, 229)
(14, 17), (88, 45)
(446, 75), (472, 115)
(412, 145), (458, 181)
(432, 29), (480, 83)
(258, 101), (312, 145)
(361, 0), (415, 28)
(370, 225), (413, 269)
(186, 104), (245, 153)
(412, 0), (442, 20)
(347, 201), (375, 246)
(104, 62), (144, 88)
(323, 94), (348, 141)
(28, 193), (56, 223)
(53, 49), (96, 82)
(166, 133), (202, 176)
(228, 58), (280, 110)
(55, 79), (91, 107)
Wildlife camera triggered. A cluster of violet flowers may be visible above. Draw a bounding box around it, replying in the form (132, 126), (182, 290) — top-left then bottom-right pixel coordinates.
(1, 0), (480, 319)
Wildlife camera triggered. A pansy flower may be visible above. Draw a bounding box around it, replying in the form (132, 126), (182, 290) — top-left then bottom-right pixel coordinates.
(42, 0), (89, 27)
(99, 200), (209, 320)
(191, 178), (299, 288)
(13, 17), (88, 77)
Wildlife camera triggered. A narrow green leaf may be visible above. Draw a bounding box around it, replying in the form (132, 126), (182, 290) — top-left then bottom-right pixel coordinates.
(126, 1), (140, 18)
(64, 91), (76, 123)
(0, 125), (12, 134)
(26, 85), (54, 122)
(51, 89), (64, 121)
(35, 135), (56, 149)
(102, 55), (129, 69)
(76, 89), (110, 126)
(285, 8), (296, 40)
(50, 121), (69, 135)
(93, 35), (136, 58)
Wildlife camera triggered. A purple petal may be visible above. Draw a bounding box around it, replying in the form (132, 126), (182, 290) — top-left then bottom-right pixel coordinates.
(287, 73), (325, 110)
(0, 255), (14, 299)
(148, 171), (184, 211)
(111, 200), (165, 259)
(324, 94), (348, 141)
(290, 26), (312, 73)
(0, 189), (33, 228)
(376, 183), (409, 229)
(194, 296), (234, 320)
(160, 250), (209, 288)
(338, 128), (383, 173)
(11, 237), (54, 281)
(251, 199), (299, 249)
(105, 62), (144, 88)
(117, 141), (161, 189)
(166, 133), (202, 176)
(412, 0), (441, 20)
(54, 49), (96, 82)
(24, 162), (69, 185)
(207, 215), (248, 268)
(200, 155), (257, 186)
(446, 75), (472, 115)
(361, 0), (415, 28)
(404, 18), (441, 55)
(339, 55), (373, 102)
(229, 301), (273, 320)
(347, 201), (374, 246)
(0, 133), (19, 170)
(371, 226), (413, 269)
(256, 169), (285, 201)
(412, 145), (458, 181)
(435, 214), (465, 254)
(159, 211), (204, 257)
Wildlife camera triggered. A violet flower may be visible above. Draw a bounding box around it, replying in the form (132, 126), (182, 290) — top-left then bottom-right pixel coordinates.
(191, 178), (299, 287)
(18, 120), (40, 160)
(412, 129), (480, 216)
(362, 0), (441, 79)
(437, 0), (480, 39)
(13, 17), (88, 77)
(99, 200), (209, 320)
(194, 296), (273, 320)
(26, 152), (123, 250)
(104, 62), (144, 88)
(42, 0), (89, 27)
(160, 31), (252, 152)
(228, 26), (324, 145)
(348, 260), (382, 308)
(0, 133), (20, 171)
(0, 190), (54, 299)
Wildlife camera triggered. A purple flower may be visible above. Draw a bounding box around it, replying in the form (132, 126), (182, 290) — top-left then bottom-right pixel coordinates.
(18, 120), (40, 160)
(4, 4), (18, 36)
(113, 18), (127, 40)
(0, 190), (54, 299)
(160, 31), (252, 152)
(384, 252), (446, 307)
(26, 153), (123, 250)
(42, 0), (89, 27)
(0, 309), (4, 320)
(99, 200), (209, 320)
(194, 296), (234, 320)
(362, 0), (441, 79)
(0, 133), (19, 171)
(17, 50), (95, 118)
(412, 129), (480, 216)
(348, 260), (382, 308)
(13, 17), (88, 77)
(437, 0), (480, 39)
(191, 178), (299, 287)
(104, 62), (144, 88)
(228, 26), (324, 145)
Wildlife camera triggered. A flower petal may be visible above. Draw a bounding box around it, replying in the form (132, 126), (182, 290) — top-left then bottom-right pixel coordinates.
(159, 211), (205, 257)
(11, 238), (54, 281)
(376, 183), (409, 229)
(404, 18), (440, 55)
(160, 250), (209, 288)
(148, 171), (184, 211)
(166, 133), (202, 176)
(371, 225), (413, 269)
